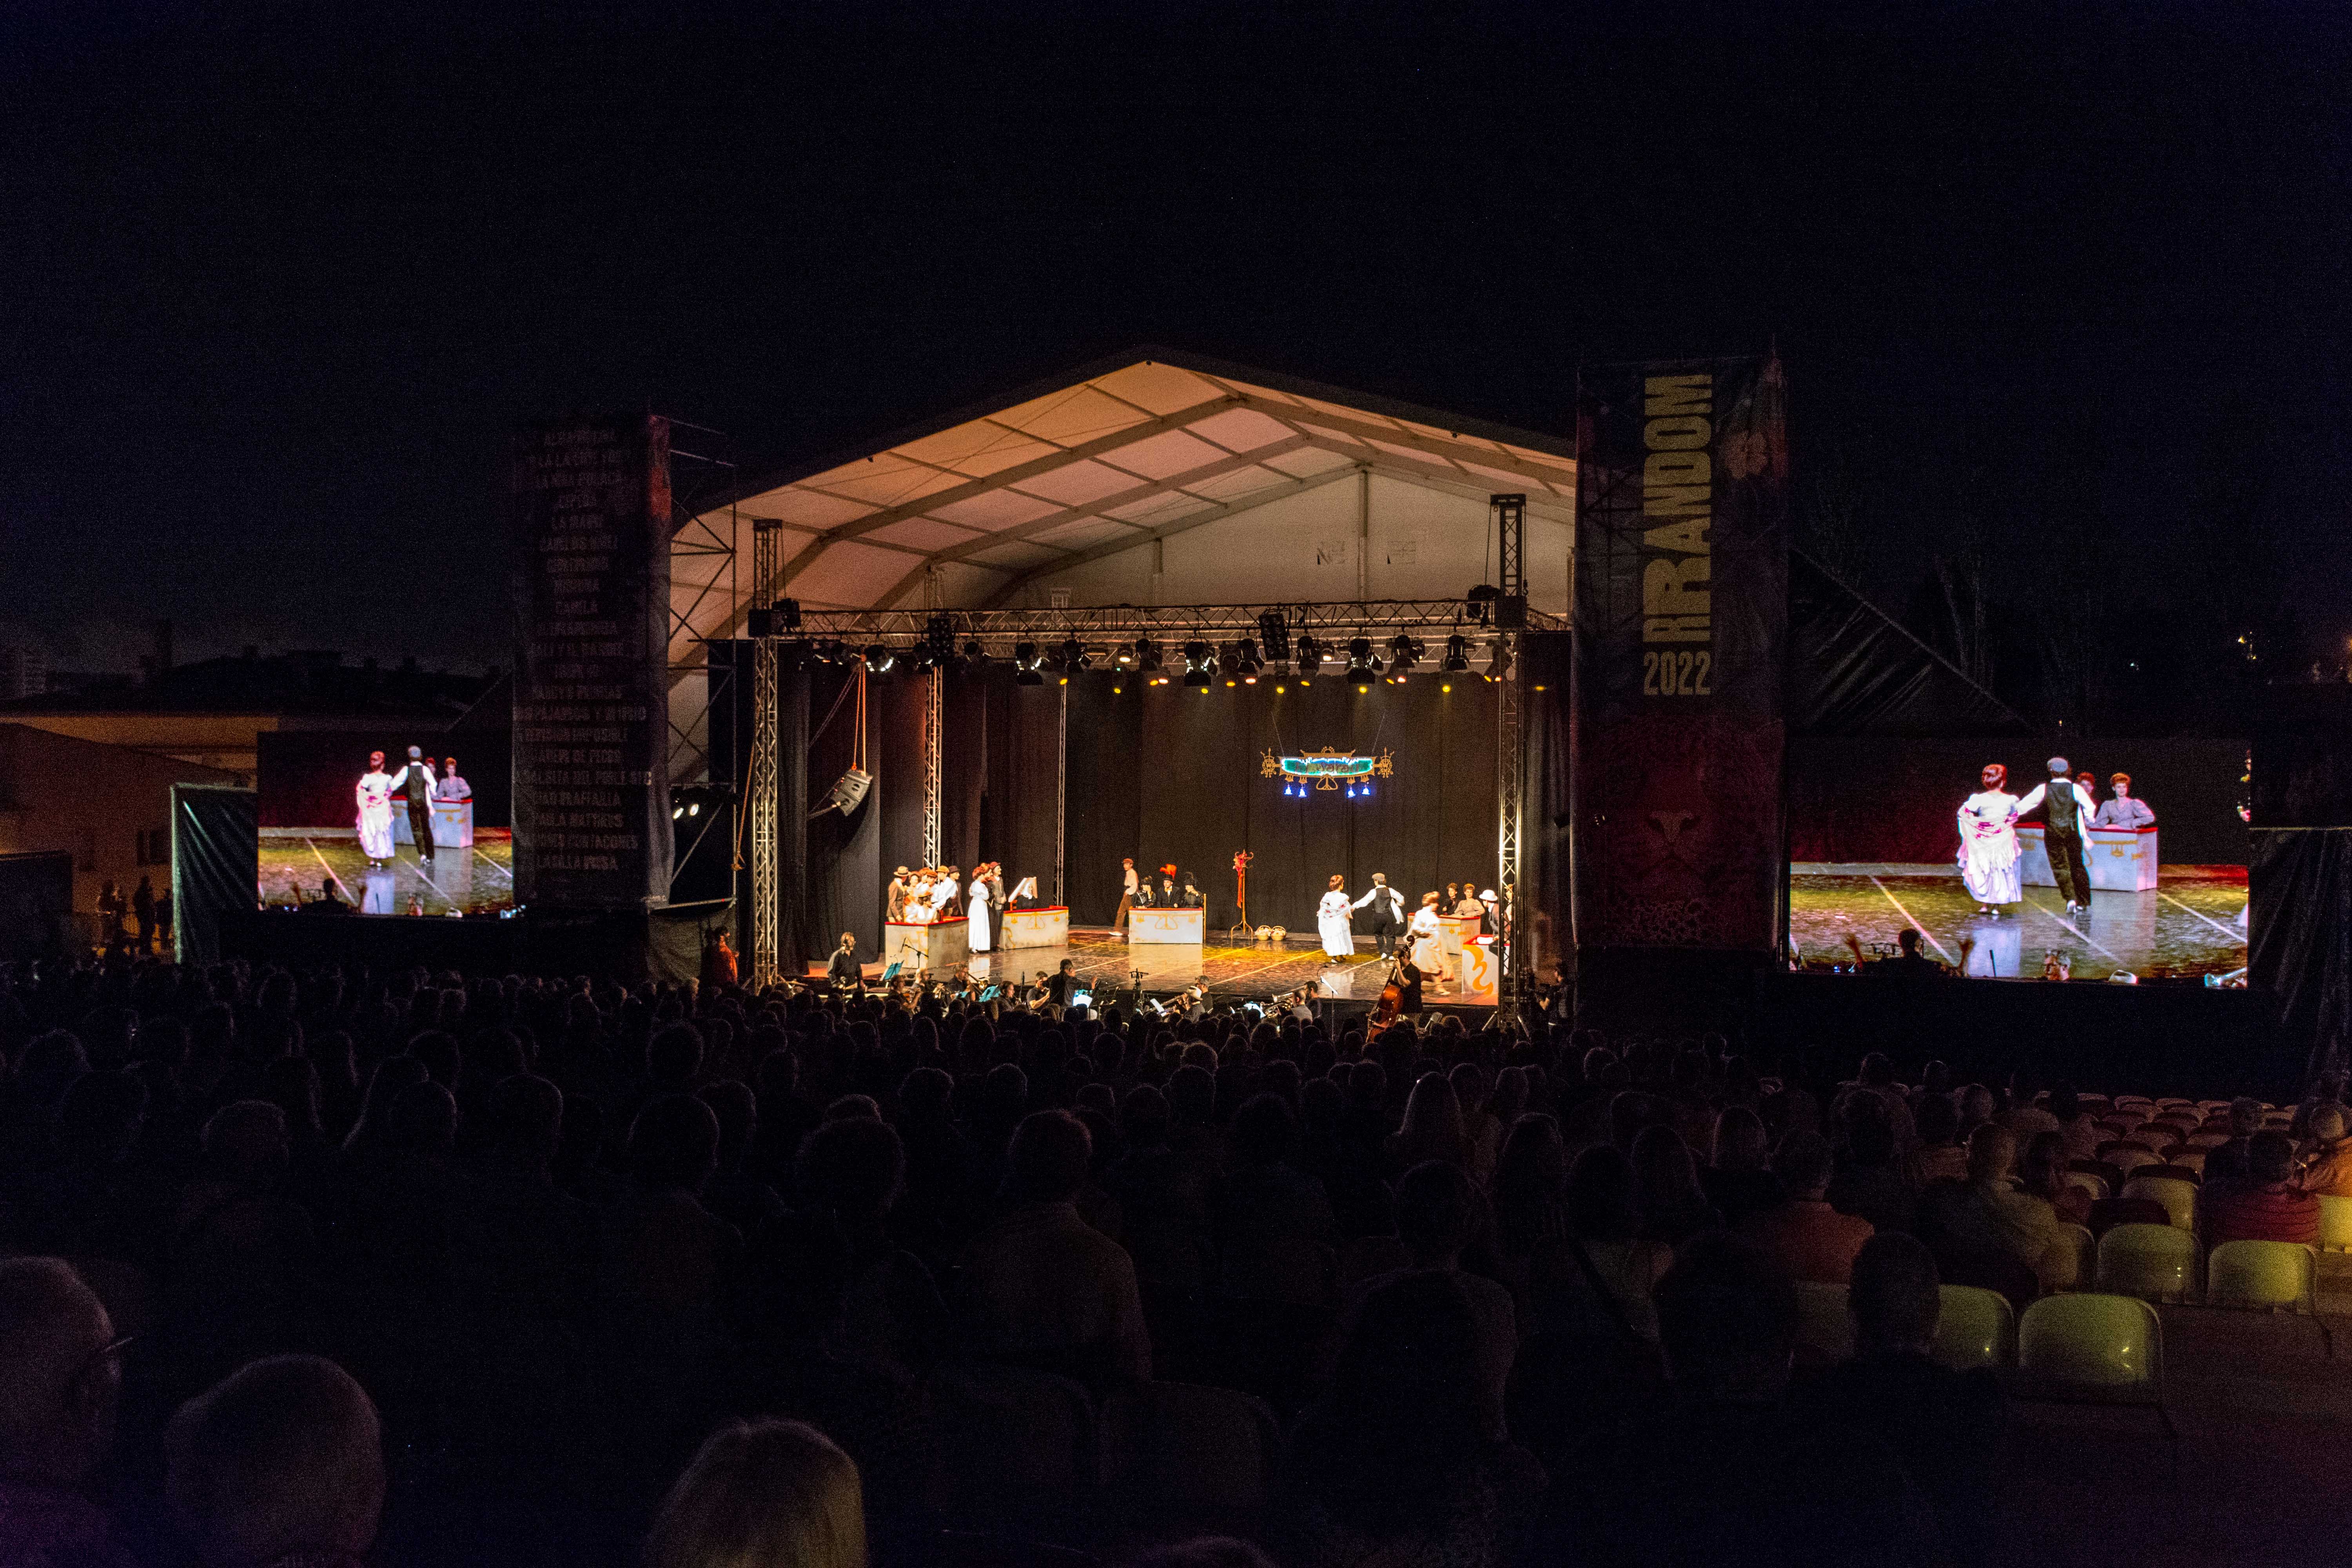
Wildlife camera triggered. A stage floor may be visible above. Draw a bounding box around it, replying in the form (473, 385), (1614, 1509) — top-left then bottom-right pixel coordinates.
(820, 928), (1491, 1007)
(260, 832), (515, 916)
(1789, 864), (2247, 980)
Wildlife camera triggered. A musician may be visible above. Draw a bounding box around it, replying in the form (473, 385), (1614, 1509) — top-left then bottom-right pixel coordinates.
(1033, 958), (1080, 1007)
(1385, 951), (1426, 1017)
(826, 931), (862, 989)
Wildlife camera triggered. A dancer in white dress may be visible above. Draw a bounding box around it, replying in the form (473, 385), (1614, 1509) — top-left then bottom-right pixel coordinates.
(356, 751), (397, 867)
(1317, 875), (1356, 963)
(967, 869), (993, 952)
(1407, 893), (1448, 978)
(1957, 763), (2024, 914)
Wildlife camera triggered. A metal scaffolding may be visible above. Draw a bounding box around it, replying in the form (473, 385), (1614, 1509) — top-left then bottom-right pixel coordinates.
(747, 521), (782, 987)
(771, 598), (1563, 652)
(922, 667), (943, 869)
(1492, 494), (1527, 1007)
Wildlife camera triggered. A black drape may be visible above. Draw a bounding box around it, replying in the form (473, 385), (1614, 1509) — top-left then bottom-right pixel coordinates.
(2250, 829), (2352, 1057)
(983, 672), (1068, 909)
(172, 784), (258, 966)
(804, 668), (880, 955)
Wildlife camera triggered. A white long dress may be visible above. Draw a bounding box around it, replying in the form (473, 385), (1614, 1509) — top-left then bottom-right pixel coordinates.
(1956, 788), (2023, 906)
(1318, 890), (1355, 958)
(356, 769), (396, 862)
(967, 876), (993, 951)
(1407, 907), (1446, 973)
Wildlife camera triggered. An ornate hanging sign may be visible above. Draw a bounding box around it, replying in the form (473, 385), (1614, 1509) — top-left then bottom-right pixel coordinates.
(1261, 746), (1394, 793)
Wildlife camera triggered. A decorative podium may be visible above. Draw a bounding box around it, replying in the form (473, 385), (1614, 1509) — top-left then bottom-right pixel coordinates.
(885, 916), (969, 970)
(2015, 824), (2160, 893)
(999, 906), (1069, 950)
(1129, 907), (1205, 944)
(1437, 912), (1481, 974)
(1456, 938), (1500, 1002)
(393, 800), (475, 850)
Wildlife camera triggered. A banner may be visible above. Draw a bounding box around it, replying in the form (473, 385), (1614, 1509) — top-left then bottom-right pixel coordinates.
(510, 416), (674, 909)
(1574, 357), (1788, 950)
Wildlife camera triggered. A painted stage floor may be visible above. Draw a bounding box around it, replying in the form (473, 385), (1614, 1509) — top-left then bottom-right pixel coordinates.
(260, 831), (515, 916)
(823, 929), (1490, 1007)
(1789, 865), (2247, 981)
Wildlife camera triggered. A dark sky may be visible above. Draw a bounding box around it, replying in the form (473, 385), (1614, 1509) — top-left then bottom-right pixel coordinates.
(3, 1), (2347, 676)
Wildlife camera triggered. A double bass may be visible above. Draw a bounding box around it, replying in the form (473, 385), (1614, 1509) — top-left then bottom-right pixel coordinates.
(1374, 952), (1416, 1025)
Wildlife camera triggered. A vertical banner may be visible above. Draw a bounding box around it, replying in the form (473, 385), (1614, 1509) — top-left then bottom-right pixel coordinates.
(510, 416), (674, 909)
(1574, 357), (1788, 950)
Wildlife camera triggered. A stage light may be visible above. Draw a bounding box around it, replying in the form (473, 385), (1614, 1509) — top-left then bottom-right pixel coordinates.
(1387, 634), (1423, 681)
(1443, 634), (1471, 673)
(1485, 640), (1511, 681)
(1180, 640), (1215, 688)
(1345, 636), (1379, 688)
(924, 614), (955, 667)
(1136, 638), (1163, 675)
(1294, 635), (1325, 678)
(1013, 640), (1044, 686)
(863, 643), (895, 673)
(1441, 681), (1452, 693)
(1235, 638), (1262, 679)
(1059, 636), (1087, 672)
(1257, 610), (1290, 663)
(962, 640), (988, 669)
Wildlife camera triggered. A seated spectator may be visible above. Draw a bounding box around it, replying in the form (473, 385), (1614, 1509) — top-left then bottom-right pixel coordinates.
(2019, 1130), (2092, 1228)
(165, 1355), (385, 1568)
(1826, 1112), (1914, 1236)
(2203, 1131), (2320, 1248)
(1741, 1132), (1873, 1285)
(0, 1258), (133, 1568)
(953, 1110), (1151, 1385)
(646, 1418), (864, 1568)
(1212, 1093), (1337, 1305)
(1917, 1125), (2063, 1283)
(1791, 1234), (2003, 1566)
(2047, 1085), (2102, 1163)
(1385, 1073), (1470, 1175)
(1560, 1234), (1942, 1566)
(1356, 1161), (1516, 1434)
(1277, 1272), (1544, 1568)
(2205, 1097), (2265, 1184)
(1700, 1106), (1782, 1230)
(1632, 1125), (1721, 1245)
(2300, 1103), (2352, 1196)
(601, 1095), (742, 1326)
(1906, 1093), (1968, 1188)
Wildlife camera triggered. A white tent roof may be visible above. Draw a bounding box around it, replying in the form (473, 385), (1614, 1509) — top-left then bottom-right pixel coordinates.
(673, 349), (1577, 653)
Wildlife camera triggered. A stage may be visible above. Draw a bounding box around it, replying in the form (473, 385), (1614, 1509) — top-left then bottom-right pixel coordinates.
(260, 829), (515, 916)
(1789, 863), (2247, 980)
(813, 926), (1496, 1007)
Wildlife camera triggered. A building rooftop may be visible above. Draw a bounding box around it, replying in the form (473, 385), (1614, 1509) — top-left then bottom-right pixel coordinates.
(0, 650), (494, 720)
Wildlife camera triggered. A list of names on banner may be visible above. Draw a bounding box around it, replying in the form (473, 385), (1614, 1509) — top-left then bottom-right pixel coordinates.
(510, 416), (673, 909)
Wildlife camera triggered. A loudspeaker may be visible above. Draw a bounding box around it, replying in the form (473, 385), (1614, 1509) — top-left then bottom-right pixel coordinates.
(826, 768), (872, 815)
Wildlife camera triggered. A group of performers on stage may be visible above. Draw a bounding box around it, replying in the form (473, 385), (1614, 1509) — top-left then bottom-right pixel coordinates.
(887, 862), (1010, 950)
(1958, 757), (2157, 917)
(355, 747), (472, 869)
(1111, 860), (1207, 931)
(1315, 871), (1496, 991)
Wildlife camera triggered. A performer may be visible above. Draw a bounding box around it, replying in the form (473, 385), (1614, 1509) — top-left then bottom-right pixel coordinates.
(436, 758), (472, 802)
(968, 866), (993, 952)
(386, 746), (438, 862)
(827, 931), (863, 988)
(356, 750), (398, 867)
(1956, 763), (2024, 915)
(1132, 875), (1158, 909)
(1157, 869), (1181, 907)
(2016, 756), (2098, 913)
(886, 867), (911, 923)
(1352, 873), (1406, 956)
(1407, 891), (1448, 981)
(1178, 872), (1205, 909)
(1452, 884), (1486, 928)
(1317, 875), (1356, 963)
(1387, 950), (1426, 1016)
(986, 862), (1007, 918)
(2094, 772), (2156, 829)
(1115, 858), (1139, 938)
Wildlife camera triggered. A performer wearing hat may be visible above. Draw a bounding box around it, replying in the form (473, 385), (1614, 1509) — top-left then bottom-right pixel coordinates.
(2016, 756), (2098, 914)
(1352, 873), (1406, 956)
(886, 867), (911, 923)
(386, 746), (438, 862)
(1956, 763), (2024, 915)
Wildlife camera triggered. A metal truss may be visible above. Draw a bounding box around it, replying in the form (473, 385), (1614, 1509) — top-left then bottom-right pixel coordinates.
(1492, 494), (1528, 1008)
(748, 520), (781, 987)
(663, 424), (739, 791)
(772, 598), (1563, 654)
(922, 668), (943, 869)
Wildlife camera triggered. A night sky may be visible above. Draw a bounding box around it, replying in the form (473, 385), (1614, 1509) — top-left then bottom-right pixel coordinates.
(4, 1), (2347, 686)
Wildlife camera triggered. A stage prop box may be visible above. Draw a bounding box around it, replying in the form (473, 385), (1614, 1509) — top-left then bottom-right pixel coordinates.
(1438, 912), (1480, 971)
(1457, 938), (1500, 1002)
(1000, 906), (1069, 949)
(2016, 825), (2160, 892)
(1130, 907), (1205, 944)
(392, 801), (476, 850)
(886, 916), (969, 971)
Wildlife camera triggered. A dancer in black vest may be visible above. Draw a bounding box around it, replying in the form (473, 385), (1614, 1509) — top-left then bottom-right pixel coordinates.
(2017, 755), (2095, 914)
(388, 745), (438, 862)
(1352, 873), (1406, 956)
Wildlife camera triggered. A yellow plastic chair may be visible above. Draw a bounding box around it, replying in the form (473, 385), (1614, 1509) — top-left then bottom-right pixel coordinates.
(1933, 1284), (2016, 1369)
(2316, 1193), (2352, 1254)
(1791, 1279), (1853, 1365)
(2062, 1169), (2109, 1204)
(2041, 1222), (2095, 1290)
(2206, 1240), (2317, 1314)
(2185, 1132), (2228, 1149)
(2154, 1098), (2194, 1111)
(2121, 1174), (2197, 1231)
(2095, 1222), (2198, 1303)
(2107, 1148), (2162, 1178)
(2017, 1293), (2176, 1451)
(2169, 1149), (2208, 1176)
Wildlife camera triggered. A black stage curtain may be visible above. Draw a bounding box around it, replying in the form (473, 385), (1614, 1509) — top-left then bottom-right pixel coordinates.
(877, 673), (927, 888)
(172, 784), (258, 966)
(982, 673), (1068, 909)
(1067, 677), (1143, 920)
(2251, 829), (2352, 1060)
(803, 668), (881, 955)
(1525, 632), (1572, 978)
(1790, 551), (2029, 737)
(942, 667), (988, 875)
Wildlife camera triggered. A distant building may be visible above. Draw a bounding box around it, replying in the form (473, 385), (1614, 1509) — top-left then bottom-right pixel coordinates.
(0, 724), (241, 922)
(0, 648), (495, 784)
(0, 646), (45, 702)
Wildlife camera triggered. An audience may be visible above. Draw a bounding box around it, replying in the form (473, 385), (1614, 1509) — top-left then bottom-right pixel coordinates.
(2300, 1103), (2352, 1196)
(1741, 1131), (1874, 1284)
(2203, 1130), (2321, 1247)
(644, 1418), (865, 1568)
(165, 1355), (386, 1568)
(0, 1258), (133, 1568)
(1918, 1123), (2062, 1282)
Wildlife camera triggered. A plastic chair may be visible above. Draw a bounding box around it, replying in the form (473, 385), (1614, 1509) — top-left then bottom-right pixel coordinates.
(2206, 1240), (2318, 1314)
(2122, 1175), (2197, 1231)
(2185, 1132), (2228, 1149)
(931, 1364), (1099, 1497)
(2016, 1293), (2175, 1445)
(2062, 1169), (2109, 1203)
(2096, 1222), (2199, 1302)
(1933, 1284), (2016, 1369)
(1791, 1279), (1854, 1365)
(2086, 1196), (2171, 1238)
(2317, 1193), (2352, 1254)
(2042, 1222), (2095, 1290)
(2154, 1098), (2195, 1111)
(1099, 1380), (1279, 1514)
(2107, 1148), (2162, 1178)
(2114, 1096), (2154, 1111)
(2169, 1149), (2208, 1177)
(2196, 1100), (2230, 1114)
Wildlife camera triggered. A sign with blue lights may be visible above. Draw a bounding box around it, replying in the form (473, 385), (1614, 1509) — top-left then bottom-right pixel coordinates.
(1261, 747), (1394, 799)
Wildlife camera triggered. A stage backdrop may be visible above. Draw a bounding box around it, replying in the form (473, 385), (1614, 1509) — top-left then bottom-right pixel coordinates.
(258, 730), (511, 830)
(1575, 356), (1790, 951)
(508, 415), (673, 910)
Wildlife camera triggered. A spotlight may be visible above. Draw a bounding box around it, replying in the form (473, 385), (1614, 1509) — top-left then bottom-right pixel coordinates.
(961, 639), (988, 670)
(1294, 635), (1325, 679)
(1387, 634), (1423, 682)
(1059, 636), (1088, 672)
(1113, 642), (1137, 670)
(1137, 638), (1163, 673)
(1181, 640), (1216, 689)
(1345, 637), (1380, 688)
(1014, 640), (1044, 686)
(1485, 639), (1512, 682)
(863, 643), (896, 673)
(1443, 634), (1471, 673)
